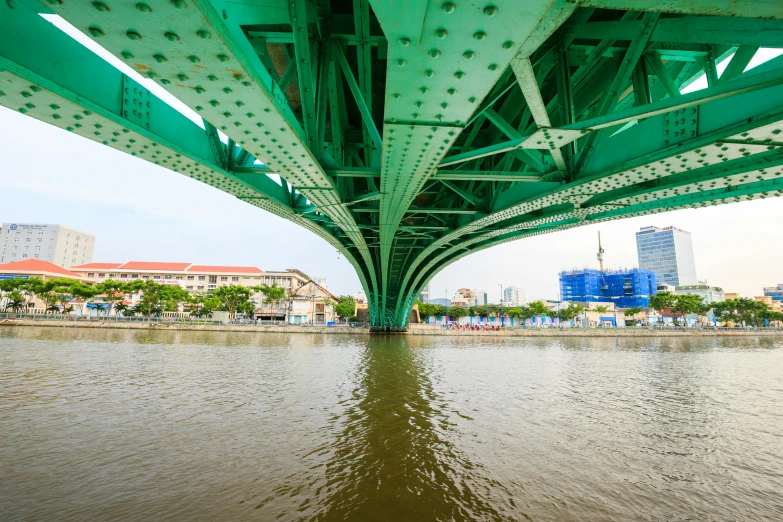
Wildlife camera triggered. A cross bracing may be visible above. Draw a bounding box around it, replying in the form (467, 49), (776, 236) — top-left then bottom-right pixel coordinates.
(1, 0), (782, 329)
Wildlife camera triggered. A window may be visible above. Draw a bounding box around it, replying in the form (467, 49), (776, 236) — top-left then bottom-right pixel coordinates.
(197, 286), (204, 290)
(120, 274), (128, 278)
(98, 273), (105, 278)
(186, 286), (193, 290)
(153, 275), (162, 279)
(37, 238), (42, 242)
(109, 274), (116, 278)
(25, 238), (30, 243)
(143, 275), (149, 280)
(231, 277), (239, 282)
(34, 254), (39, 258)
(209, 275), (217, 284)
(72, 258), (76, 263)
(22, 254), (27, 258)
(220, 276), (228, 282)
(208, 284), (216, 289)
(175, 276), (182, 280)
(187, 275), (194, 280)
(198, 276), (205, 281)
(131, 274), (138, 279)
(87, 273), (94, 278)
(165, 275), (172, 280)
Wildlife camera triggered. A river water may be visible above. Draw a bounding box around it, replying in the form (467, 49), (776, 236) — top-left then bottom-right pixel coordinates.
(1, 327), (782, 521)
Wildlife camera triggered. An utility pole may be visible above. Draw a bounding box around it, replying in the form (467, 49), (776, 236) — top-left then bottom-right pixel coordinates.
(597, 231), (605, 272)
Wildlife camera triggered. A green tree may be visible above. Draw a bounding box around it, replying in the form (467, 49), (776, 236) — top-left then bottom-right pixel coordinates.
(416, 301), (437, 321)
(211, 285), (253, 320)
(94, 280), (129, 316)
(334, 295), (357, 322)
(559, 303), (585, 323)
(431, 304), (448, 319)
(624, 306), (643, 323)
(129, 280), (187, 320)
(4, 291), (26, 312)
(648, 291), (676, 316)
(255, 283), (287, 309)
(447, 305), (470, 321)
(671, 294), (704, 325)
(594, 305), (610, 314)
(528, 301), (550, 324)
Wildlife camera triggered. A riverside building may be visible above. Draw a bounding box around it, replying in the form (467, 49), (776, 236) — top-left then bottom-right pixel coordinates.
(559, 268), (657, 308)
(0, 223), (95, 267)
(503, 285), (527, 306)
(635, 226), (697, 286)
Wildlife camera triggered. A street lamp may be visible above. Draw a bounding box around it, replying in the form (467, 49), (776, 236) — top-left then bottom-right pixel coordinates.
(498, 283), (504, 326)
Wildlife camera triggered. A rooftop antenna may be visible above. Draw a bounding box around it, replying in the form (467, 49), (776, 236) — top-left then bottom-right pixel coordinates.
(597, 231), (605, 272)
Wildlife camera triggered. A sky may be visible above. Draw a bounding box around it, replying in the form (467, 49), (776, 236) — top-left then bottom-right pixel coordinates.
(1, 16), (781, 301)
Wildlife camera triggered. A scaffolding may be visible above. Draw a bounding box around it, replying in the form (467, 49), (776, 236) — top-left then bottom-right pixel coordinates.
(559, 268), (657, 308)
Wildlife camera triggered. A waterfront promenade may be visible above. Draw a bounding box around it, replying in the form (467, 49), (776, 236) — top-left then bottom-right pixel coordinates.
(2, 317), (782, 338)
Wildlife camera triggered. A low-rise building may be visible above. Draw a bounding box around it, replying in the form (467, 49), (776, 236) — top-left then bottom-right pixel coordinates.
(0, 259), (83, 313)
(288, 280), (339, 324)
(69, 262), (310, 316)
(724, 292), (741, 300)
(755, 296), (783, 313)
(675, 284), (725, 304)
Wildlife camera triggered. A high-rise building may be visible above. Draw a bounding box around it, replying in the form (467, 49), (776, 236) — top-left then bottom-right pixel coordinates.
(559, 268), (657, 308)
(503, 286), (527, 306)
(418, 283), (430, 303)
(635, 226), (697, 286)
(0, 223), (95, 268)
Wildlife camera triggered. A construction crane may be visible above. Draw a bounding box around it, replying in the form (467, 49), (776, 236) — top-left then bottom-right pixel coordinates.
(597, 232), (605, 272)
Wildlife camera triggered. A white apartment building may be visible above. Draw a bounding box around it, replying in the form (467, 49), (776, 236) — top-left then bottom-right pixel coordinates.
(503, 285), (527, 306)
(0, 223), (95, 267)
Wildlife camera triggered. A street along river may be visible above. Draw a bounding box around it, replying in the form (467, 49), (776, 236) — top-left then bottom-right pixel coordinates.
(1, 327), (782, 521)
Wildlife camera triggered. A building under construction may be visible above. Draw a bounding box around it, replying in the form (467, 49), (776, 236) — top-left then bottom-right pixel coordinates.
(559, 232), (656, 308)
(559, 268), (657, 309)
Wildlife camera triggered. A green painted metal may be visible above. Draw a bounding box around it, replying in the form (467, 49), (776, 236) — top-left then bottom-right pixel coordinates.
(3, 0), (783, 328)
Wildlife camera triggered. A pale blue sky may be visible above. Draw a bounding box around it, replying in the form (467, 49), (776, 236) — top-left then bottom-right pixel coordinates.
(1, 17), (781, 300)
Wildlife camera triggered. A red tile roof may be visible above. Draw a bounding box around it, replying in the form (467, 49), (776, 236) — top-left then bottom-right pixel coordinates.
(116, 262), (193, 271)
(0, 259), (80, 278)
(70, 262), (123, 270)
(187, 265), (262, 274)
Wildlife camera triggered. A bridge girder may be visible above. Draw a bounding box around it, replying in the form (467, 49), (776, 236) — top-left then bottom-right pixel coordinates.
(2, 0), (783, 328)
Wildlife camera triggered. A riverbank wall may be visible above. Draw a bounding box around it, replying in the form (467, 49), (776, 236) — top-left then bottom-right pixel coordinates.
(2, 319), (783, 338)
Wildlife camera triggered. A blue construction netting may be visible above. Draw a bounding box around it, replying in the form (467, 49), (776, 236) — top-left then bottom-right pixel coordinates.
(559, 268), (656, 308)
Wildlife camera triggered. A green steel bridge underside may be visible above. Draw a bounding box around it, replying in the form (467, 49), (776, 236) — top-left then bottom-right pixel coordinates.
(2, 0), (783, 328)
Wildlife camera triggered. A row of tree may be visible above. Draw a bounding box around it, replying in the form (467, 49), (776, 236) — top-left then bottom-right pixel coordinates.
(648, 292), (783, 326)
(0, 277), (290, 320)
(417, 292), (783, 327)
(416, 301), (586, 323)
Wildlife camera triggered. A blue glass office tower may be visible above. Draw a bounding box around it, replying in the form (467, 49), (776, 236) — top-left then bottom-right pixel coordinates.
(635, 226), (697, 286)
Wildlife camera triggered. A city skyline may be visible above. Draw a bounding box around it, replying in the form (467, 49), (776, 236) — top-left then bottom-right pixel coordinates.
(1, 104), (780, 300)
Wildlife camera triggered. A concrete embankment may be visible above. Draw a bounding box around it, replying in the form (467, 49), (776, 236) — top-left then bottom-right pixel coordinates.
(2, 319), (782, 338)
(0, 319), (368, 335)
(406, 325), (783, 337)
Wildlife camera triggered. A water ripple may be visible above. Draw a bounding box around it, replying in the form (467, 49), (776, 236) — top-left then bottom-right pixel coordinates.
(1, 328), (782, 521)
